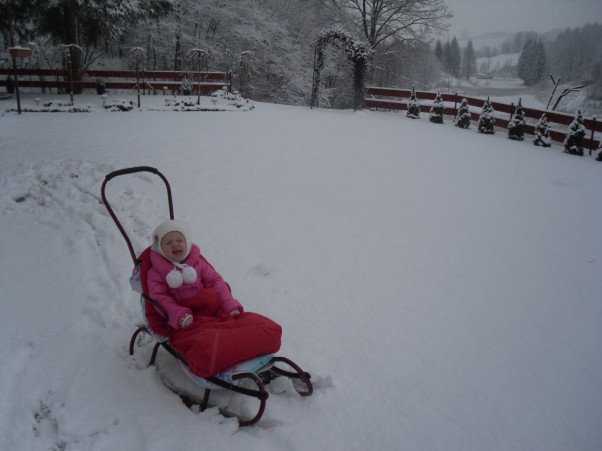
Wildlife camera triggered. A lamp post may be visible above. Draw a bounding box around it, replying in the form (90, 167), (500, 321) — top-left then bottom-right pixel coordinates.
(8, 47), (32, 115)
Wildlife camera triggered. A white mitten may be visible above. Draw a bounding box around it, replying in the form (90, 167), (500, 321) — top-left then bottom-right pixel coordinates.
(179, 313), (193, 329)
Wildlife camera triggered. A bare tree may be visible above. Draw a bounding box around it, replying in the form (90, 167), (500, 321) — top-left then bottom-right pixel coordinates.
(327, 0), (452, 50)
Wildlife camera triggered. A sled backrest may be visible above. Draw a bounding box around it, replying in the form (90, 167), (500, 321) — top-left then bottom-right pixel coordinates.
(101, 166), (174, 266)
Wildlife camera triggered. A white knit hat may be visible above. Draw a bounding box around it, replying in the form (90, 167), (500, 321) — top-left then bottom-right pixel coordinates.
(151, 219), (192, 261)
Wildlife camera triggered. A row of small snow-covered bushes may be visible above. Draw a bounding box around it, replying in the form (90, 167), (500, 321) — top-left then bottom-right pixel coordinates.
(402, 87), (601, 161)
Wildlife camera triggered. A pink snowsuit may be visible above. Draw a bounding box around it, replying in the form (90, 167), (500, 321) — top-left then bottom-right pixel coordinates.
(147, 244), (243, 329)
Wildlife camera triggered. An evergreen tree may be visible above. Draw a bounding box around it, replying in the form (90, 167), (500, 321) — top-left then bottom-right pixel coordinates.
(532, 114), (552, 147)
(547, 24), (602, 84)
(477, 97), (495, 134)
(563, 110), (586, 156)
(455, 98), (471, 129)
(517, 38), (548, 85)
(517, 39), (533, 83)
(407, 86), (420, 119)
(429, 92), (444, 124)
(533, 39), (548, 84)
(4, 0), (173, 75)
(508, 98), (526, 141)
(462, 39), (476, 80)
(443, 41), (451, 72)
(0, 0), (37, 46)
(434, 40), (443, 61)
(449, 37), (462, 77)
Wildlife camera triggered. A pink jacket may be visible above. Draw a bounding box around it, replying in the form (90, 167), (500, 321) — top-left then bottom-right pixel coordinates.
(147, 244), (243, 329)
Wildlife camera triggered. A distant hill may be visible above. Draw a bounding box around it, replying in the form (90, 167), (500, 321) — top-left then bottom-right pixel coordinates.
(457, 31), (514, 50)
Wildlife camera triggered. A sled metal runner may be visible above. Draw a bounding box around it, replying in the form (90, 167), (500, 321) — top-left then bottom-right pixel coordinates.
(102, 166), (313, 426)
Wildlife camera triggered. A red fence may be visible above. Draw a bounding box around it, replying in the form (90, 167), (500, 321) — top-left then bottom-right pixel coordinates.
(364, 87), (601, 153)
(0, 68), (232, 94)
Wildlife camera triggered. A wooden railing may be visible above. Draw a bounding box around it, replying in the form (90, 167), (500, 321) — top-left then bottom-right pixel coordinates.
(0, 68), (232, 94)
(365, 87), (601, 154)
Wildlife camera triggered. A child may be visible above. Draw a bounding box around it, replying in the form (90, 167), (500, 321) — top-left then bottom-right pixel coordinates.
(148, 219), (243, 330)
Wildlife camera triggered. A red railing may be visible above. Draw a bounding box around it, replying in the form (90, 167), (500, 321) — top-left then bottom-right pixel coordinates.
(0, 68), (232, 93)
(365, 87), (601, 153)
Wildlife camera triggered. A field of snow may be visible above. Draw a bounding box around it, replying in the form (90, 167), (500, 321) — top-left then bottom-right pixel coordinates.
(1, 92), (601, 450)
(476, 52), (521, 72)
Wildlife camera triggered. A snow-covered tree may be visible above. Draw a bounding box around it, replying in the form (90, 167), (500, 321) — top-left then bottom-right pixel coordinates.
(563, 110), (586, 156)
(434, 39), (443, 61)
(477, 97), (495, 134)
(462, 39), (476, 80)
(429, 92), (444, 124)
(508, 98), (526, 141)
(547, 24), (602, 83)
(327, 0), (452, 49)
(455, 98), (471, 129)
(2, 0), (174, 77)
(125, 0), (337, 106)
(0, 0), (37, 46)
(407, 86), (420, 119)
(532, 114), (552, 147)
(517, 38), (547, 85)
(443, 37), (461, 77)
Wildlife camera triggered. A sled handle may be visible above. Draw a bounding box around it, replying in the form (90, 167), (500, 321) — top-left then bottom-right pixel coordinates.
(104, 166), (163, 181)
(101, 166), (174, 264)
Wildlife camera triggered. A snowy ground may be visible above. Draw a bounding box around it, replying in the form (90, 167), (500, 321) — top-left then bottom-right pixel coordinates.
(1, 92), (601, 451)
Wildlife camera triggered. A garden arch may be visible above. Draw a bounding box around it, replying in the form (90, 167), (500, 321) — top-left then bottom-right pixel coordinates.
(310, 27), (373, 111)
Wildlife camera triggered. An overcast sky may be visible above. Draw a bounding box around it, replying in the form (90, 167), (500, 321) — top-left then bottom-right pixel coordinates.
(444, 0), (602, 38)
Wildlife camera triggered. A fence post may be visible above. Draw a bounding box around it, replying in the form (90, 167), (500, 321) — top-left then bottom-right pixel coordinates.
(10, 54), (21, 114)
(453, 92), (458, 117)
(590, 117), (597, 156)
(8, 47), (33, 114)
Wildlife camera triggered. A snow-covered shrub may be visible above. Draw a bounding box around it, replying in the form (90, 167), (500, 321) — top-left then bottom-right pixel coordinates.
(429, 92), (444, 124)
(96, 80), (106, 95)
(477, 97), (495, 134)
(563, 110), (586, 156)
(455, 98), (471, 129)
(508, 98), (526, 141)
(532, 114), (552, 147)
(407, 86), (420, 119)
(159, 90), (255, 112)
(211, 89), (255, 110)
(103, 99), (135, 112)
(180, 78), (193, 96)
(165, 97), (198, 109)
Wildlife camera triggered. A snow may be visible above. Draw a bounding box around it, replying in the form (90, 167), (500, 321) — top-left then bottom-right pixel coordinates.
(1, 92), (602, 451)
(476, 52), (520, 71)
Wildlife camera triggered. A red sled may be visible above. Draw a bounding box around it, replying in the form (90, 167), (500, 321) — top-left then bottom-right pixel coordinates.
(101, 166), (312, 426)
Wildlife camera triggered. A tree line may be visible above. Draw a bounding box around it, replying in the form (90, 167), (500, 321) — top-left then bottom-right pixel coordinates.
(433, 23), (602, 98)
(1, 0), (600, 106)
(0, 0), (453, 107)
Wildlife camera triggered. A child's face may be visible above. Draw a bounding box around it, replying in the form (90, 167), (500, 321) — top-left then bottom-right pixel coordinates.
(161, 231), (187, 261)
